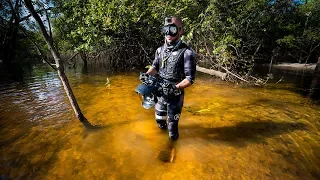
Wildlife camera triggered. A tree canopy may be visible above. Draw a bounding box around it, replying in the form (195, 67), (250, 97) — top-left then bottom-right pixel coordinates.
(1, 0), (320, 79)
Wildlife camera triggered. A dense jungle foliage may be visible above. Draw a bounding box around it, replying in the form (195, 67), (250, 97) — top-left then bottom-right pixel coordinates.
(1, 0), (320, 79)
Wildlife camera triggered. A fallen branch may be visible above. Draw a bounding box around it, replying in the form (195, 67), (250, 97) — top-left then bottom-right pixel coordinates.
(197, 65), (259, 84)
(220, 66), (249, 83)
(196, 66), (227, 80)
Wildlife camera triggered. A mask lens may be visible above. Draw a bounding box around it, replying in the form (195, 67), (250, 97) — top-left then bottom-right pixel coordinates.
(162, 26), (169, 34)
(169, 26), (177, 34)
(162, 25), (178, 36)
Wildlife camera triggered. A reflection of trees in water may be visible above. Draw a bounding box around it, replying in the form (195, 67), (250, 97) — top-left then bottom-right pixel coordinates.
(255, 64), (319, 100)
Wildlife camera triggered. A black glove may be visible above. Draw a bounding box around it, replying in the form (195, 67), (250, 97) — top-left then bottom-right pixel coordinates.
(161, 82), (181, 97)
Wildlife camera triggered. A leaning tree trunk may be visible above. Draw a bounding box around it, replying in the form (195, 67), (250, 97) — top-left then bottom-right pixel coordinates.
(24, 0), (94, 128)
(308, 57), (320, 98)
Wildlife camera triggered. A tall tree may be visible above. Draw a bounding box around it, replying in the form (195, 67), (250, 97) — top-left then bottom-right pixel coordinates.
(1, 0), (50, 76)
(23, 0), (94, 128)
(51, 0), (202, 68)
(1, 0), (22, 68)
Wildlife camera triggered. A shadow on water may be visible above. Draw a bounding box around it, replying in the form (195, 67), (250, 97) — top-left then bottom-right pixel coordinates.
(254, 65), (320, 100)
(158, 141), (177, 163)
(180, 121), (306, 148)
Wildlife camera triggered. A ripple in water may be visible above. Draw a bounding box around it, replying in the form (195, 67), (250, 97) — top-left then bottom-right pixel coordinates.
(0, 71), (72, 126)
(0, 69), (320, 179)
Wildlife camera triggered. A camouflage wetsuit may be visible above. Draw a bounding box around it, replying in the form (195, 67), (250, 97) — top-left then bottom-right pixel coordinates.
(152, 40), (196, 139)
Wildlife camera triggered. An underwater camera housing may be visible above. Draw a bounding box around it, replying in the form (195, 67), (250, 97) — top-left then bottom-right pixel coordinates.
(135, 73), (161, 109)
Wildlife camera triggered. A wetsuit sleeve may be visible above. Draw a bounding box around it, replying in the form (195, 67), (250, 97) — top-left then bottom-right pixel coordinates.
(184, 49), (196, 84)
(152, 47), (162, 72)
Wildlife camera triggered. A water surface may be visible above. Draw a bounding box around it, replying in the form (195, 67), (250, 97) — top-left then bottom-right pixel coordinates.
(0, 68), (320, 179)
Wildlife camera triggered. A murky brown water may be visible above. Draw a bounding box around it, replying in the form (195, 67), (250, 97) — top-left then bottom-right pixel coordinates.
(1, 69), (320, 179)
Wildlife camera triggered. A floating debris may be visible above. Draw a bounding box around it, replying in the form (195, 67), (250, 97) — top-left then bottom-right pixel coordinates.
(196, 108), (211, 113)
(105, 78), (110, 88)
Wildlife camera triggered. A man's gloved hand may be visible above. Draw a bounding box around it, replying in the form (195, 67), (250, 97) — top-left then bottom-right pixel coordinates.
(161, 82), (181, 97)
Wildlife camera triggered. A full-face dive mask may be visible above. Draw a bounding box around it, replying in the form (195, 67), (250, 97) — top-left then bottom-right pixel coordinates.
(162, 17), (180, 37)
(162, 24), (178, 37)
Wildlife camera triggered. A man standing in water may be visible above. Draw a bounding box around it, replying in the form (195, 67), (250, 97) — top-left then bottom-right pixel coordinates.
(143, 16), (196, 141)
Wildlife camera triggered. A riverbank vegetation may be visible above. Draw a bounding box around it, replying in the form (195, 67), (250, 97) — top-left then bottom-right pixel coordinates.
(1, 0), (320, 87)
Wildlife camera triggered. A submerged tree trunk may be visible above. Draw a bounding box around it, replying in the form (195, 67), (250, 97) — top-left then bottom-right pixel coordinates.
(24, 0), (94, 128)
(308, 57), (320, 98)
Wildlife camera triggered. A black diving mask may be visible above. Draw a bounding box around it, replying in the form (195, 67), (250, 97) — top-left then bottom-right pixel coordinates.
(162, 24), (179, 37)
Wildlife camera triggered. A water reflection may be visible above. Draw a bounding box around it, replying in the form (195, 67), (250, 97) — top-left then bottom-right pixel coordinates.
(0, 67), (320, 179)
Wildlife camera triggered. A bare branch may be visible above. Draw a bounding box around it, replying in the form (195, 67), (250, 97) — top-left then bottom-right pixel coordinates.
(19, 7), (53, 22)
(35, 0), (52, 37)
(137, 41), (153, 62)
(68, 52), (79, 61)
(24, 0), (50, 43)
(253, 43), (261, 57)
(228, 44), (240, 58)
(220, 65), (249, 83)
